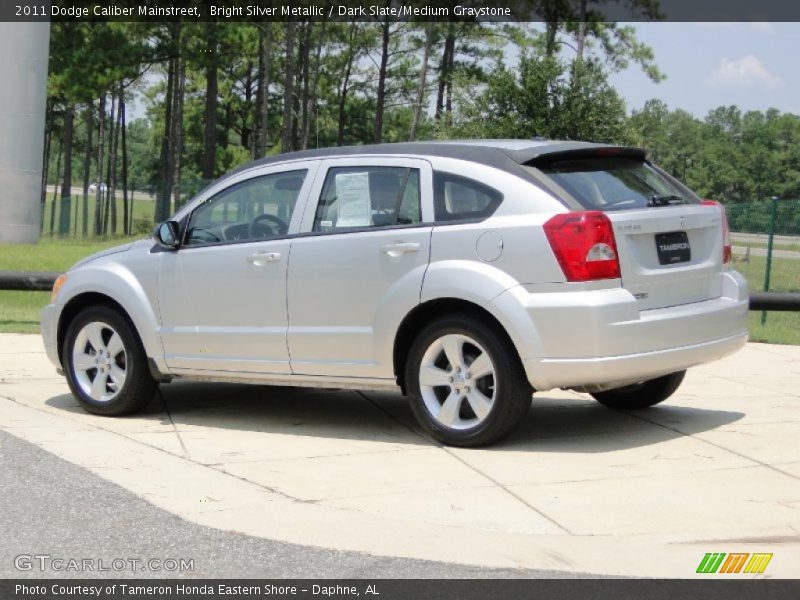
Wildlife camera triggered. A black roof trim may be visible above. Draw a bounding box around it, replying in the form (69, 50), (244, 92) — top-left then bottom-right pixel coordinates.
(520, 145), (648, 166)
(225, 140), (643, 178)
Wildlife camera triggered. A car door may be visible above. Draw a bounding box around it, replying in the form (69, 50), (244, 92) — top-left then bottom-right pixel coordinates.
(287, 158), (434, 379)
(158, 162), (318, 374)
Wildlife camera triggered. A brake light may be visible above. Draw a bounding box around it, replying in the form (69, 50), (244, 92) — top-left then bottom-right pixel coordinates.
(701, 200), (731, 264)
(543, 211), (620, 281)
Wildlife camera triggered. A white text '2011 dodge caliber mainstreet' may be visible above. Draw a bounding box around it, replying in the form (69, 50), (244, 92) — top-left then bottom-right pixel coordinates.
(42, 140), (749, 446)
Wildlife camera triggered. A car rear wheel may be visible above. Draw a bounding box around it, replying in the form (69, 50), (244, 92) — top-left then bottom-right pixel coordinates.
(405, 315), (532, 447)
(591, 370), (686, 410)
(63, 305), (157, 416)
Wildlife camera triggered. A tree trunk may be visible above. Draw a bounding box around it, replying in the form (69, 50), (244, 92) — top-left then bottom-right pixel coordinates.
(242, 61), (254, 152)
(81, 105), (92, 238)
(255, 22), (272, 157)
(575, 0), (587, 62)
(110, 87), (124, 235)
(336, 23), (358, 146)
(303, 22), (326, 149)
(435, 26), (455, 119)
(445, 29), (456, 115)
(58, 103), (74, 238)
(94, 93), (106, 236)
(281, 21), (296, 153)
(173, 48), (185, 212)
(103, 93), (117, 235)
(299, 23), (311, 150)
(156, 42), (176, 223)
(50, 142), (62, 238)
(119, 92), (129, 235)
(410, 23), (433, 141)
(202, 21), (218, 180)
(40, 99), (53, 233)
(374, 18), (391, 144)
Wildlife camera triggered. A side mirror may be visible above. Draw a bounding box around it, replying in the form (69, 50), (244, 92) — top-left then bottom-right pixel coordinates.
(154, 221), (180, 250)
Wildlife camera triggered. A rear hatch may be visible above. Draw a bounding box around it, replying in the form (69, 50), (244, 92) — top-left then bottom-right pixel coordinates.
(531, 150), (726, 310)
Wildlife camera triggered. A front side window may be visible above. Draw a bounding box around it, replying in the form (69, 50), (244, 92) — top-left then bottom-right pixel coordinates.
(433, 173), (503, 222)
(313, 167), (421, 232)
(185, 170), (307, 246)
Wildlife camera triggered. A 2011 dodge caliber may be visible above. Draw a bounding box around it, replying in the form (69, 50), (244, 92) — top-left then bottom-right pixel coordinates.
(41, 140), (749, 446)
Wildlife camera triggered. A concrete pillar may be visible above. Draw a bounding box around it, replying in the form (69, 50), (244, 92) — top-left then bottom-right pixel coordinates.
(0, 22), (49, 244)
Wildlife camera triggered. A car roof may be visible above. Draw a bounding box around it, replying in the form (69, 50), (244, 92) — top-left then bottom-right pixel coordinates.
(227, 139), (644, 179)
(188, 139), (645, 215)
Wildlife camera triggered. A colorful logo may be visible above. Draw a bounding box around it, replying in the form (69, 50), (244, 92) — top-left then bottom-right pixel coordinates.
(696, 552), (773, 574)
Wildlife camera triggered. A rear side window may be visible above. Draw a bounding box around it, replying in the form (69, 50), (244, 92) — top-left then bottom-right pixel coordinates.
(536, 158), (698, 211)
(433, 172), (503, 222)
(313, 167), (421, 232)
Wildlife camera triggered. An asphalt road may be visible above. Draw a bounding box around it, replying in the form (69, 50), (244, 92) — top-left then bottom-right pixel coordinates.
(0, 429), (588, 579)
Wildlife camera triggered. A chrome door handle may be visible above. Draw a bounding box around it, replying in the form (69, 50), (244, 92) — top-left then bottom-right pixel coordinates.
(246, 251), (281, 266)
(380, 242), (420, 257)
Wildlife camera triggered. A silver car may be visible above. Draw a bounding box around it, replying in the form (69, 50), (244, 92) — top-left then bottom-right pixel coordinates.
(41, 140), (749, 446)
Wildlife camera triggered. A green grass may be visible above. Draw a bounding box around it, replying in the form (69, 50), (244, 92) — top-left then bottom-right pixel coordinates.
(733, 241), (800, 252)
(39, 193), (155, 239)
(0, 237), (143, 333)
(748, 311), (800, 345)
(733, 253), (800, 345)
(732, 254), (799, 293)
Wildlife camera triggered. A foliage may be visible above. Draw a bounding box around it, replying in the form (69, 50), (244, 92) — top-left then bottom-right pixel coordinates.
(630, 100), (800, 203)
(40, 14), (800, 237)
(439, 57), (632, 144)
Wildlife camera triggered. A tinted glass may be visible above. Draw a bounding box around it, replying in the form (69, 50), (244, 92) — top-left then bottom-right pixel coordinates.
(537, 158), (698, 211)
(433, 173), (503, 222)
(185, 170), (307, 246)
(313, 167), (421, 232)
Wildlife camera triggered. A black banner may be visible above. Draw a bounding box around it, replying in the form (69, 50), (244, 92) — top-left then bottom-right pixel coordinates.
(3, 580), (800, 600)
(6, 0), (800, 23)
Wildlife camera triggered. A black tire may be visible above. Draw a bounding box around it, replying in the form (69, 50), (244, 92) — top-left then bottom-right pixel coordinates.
(405, 314), (532, 447)
(62, 305), (158, 416)
(591, 370), (686, 410)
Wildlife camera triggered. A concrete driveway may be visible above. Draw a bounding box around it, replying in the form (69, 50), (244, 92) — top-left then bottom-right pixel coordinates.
(1, 334), (798, 577)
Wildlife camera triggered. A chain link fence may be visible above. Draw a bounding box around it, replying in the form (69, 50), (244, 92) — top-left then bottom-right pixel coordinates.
(728, 199), (800, 344)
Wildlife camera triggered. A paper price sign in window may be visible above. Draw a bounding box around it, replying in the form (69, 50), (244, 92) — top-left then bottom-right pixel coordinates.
(335, 172), (372, 227)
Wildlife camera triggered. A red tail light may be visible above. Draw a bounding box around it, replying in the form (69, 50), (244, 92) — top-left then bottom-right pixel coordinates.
(543, 211), (620, 281)
(701, 200), (732, 264)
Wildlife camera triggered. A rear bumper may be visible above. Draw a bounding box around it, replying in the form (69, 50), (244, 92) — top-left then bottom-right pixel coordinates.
(524, 331), (747, 391)
(496, 270), (749, 391)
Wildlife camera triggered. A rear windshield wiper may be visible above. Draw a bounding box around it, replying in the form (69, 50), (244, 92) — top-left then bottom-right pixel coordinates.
(648, 194), (688, 207)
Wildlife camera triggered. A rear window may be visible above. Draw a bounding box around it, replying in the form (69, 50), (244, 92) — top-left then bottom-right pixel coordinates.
(535, 158), (699, 211)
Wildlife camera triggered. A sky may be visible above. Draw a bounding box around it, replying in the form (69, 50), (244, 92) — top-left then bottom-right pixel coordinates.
(608, 22), (800, 117)
(127, 22), (800, 123)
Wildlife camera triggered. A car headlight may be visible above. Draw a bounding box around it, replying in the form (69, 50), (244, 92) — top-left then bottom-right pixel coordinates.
(51, 274), (67, 304)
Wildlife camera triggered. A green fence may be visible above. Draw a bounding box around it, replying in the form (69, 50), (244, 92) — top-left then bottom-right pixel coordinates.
(728, 199), (800, 344)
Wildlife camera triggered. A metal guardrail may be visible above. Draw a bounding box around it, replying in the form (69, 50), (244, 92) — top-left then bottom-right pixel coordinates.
(749, 292), (800, 312)
(0, 270), (799, 311)
(0, 270), (60, 291)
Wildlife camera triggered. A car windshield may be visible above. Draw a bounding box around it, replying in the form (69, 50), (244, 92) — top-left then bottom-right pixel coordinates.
(534, 157), (698, 211)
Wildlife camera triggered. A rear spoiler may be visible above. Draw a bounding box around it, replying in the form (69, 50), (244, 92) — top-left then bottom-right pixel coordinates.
(500, 143), (648, 167)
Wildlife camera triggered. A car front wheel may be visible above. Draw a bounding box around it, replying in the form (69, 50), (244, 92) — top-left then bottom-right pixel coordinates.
(63, 305), (157, 416)
(591, 370), (686, 410)
(405, 315), (532, 447)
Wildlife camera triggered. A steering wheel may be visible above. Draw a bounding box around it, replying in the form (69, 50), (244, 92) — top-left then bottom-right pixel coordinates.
(248, 214), (289, 239)
(187, 227), (221, 244)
